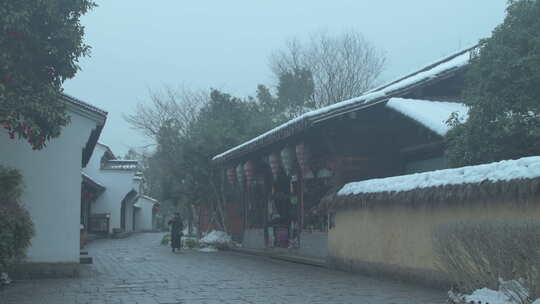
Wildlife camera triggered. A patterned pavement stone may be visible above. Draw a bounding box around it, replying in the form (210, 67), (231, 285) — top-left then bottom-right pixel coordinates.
(0, 233), (445, 304)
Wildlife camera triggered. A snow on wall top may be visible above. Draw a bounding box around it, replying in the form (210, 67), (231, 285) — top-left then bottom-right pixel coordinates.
(386, 98), (469, 136)
(212, 46), (476, 162)
(338, 156), (540, 196)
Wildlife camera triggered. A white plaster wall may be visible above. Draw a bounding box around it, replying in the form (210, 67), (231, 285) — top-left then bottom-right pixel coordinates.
(134, 198), (155, 231)
(83, 145), (139, 233)
(0, 113), (97, 263)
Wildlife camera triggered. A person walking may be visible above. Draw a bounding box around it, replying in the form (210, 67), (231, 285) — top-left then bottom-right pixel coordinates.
(168, 212), (184, 252)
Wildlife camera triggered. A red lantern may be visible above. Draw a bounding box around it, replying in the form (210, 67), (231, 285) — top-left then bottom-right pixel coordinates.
(83, 191), (93, 201)
(280, 146), (296, 176)
(295, 143), (311, 173)
(236, 164), (245, 188)
(226, 167), (236, 185)
(244, 160), (256, 184)
(269, 152), (281, 179)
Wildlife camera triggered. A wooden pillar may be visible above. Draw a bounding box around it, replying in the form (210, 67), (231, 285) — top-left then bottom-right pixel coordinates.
(299, 171), (304, 248)
(298, 172), (304, 248)
(263, 178), (269, 248)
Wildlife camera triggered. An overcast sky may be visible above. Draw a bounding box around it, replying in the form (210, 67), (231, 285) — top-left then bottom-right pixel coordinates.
(63, 1), (507, 156)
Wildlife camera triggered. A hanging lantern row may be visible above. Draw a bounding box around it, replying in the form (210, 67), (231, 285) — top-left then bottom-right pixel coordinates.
(244, 160), (256, 185)
(226, 142), (330, 186)
(226, 167), (236, 185)
(236, 164), (245, 188)
(268, 152), (281, 179)
(295, 142), (312, 174)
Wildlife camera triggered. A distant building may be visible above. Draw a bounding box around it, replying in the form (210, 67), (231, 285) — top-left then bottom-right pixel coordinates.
(0, 94), (107, 277)
(83, 143), (158, 235)
(134, 195), (160, 231)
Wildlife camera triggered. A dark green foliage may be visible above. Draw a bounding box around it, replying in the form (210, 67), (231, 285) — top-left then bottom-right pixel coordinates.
(183, 238), (199, 249)
(0, 166), (34, 273)
(256, 68), (315, 124)
(160, 234), (170, 246)
(140, 89), (273, 230)
(0, 0), (96, 149)
(276, 67), (315, 118)
(446, 0), (540, 167)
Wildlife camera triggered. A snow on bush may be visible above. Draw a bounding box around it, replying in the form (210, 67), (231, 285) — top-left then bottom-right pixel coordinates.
(463, 288), (514, 304)
(0, 272), (12, 286)
(200, 230), (232, 246)
(449, 280), (536, 304)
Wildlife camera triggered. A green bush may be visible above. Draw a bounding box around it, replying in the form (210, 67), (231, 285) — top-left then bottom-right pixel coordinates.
(433, 220), (540, 301)
(183, 238), (199, 249)
(160, 234), (170, 246)
(0, 167), (34, 274)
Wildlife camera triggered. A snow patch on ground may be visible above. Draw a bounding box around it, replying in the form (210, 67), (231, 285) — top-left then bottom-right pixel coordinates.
(339, 156), (540, 196)
(0, 272), (12, 285)
(200, 230), (232, 245)
(464, 288), (512, 304)
(450, 280), (533, 304)
(386, 98), (469, 136)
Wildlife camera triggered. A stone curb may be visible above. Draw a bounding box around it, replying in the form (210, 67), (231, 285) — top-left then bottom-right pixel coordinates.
(228, 247), (327, 268)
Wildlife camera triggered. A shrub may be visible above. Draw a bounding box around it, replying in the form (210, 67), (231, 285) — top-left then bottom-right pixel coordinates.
(0, 167), (34, 275)
(433, 220), (540, 301)
(183, 238), (199, 249)
(160, 234), (170, 246)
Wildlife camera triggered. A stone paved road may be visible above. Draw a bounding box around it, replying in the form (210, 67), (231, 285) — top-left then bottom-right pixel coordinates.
(1, 233), (445, 304)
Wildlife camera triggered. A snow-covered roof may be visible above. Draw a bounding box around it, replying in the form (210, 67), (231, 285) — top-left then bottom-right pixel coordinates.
(141, 195), (159, 203)
(338, 156), (540, 197)
(366, 45), (474, 95)
(102, 159), (138, 170)
(134, 195), (159, 208)
(386, 98), (469, 136)
(212, 45), (477, 163)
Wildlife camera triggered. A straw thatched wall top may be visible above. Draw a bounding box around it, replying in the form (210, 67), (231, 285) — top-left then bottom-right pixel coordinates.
(328, 177), (540, 212)
(328, 157), (540, 211)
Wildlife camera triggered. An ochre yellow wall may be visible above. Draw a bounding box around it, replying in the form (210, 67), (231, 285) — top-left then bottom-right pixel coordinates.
(329, 199), (540, 272)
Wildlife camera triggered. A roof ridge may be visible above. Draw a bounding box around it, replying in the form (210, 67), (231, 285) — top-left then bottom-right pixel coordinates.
(366, 45), (478, 94)
(61, 93), (108, 117)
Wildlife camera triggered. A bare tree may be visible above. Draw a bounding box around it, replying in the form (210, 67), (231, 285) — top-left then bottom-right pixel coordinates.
(270, 30), (386, 108)
(124, 85), (207, 141)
